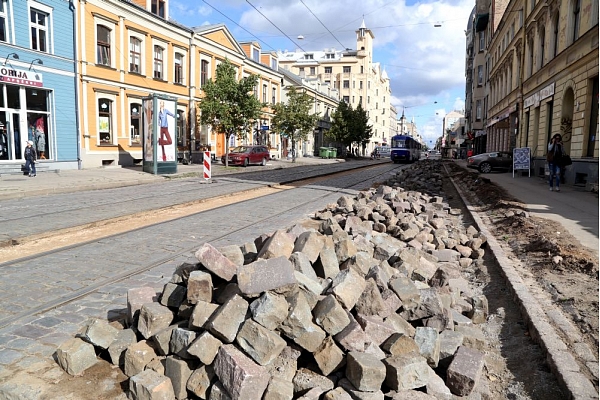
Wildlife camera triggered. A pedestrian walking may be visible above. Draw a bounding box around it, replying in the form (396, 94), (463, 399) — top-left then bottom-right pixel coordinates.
(547, 134), (564, 191)
(24, 140), (37, 177)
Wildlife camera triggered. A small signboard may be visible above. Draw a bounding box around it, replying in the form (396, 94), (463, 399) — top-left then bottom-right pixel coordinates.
(513, 147), (531, 177)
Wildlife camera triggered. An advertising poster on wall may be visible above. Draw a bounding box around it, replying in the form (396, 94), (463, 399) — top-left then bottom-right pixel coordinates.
(142, 94), (178, 174)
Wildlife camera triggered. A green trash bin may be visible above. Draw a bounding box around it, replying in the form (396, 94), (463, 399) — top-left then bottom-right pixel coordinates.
(329, 147), (337, 158)
(319, 147), (329, 158)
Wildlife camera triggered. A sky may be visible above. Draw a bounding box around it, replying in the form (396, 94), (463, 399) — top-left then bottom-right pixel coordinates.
(168, 0), (474, 146)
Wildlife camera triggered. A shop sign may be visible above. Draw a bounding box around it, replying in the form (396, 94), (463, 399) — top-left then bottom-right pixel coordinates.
(261, 125), (269, 131)
(0, 67), (42, 87)
(524, 93), (539, 109)
(475, 130), (485, 137)
(539, 82), (555, 101)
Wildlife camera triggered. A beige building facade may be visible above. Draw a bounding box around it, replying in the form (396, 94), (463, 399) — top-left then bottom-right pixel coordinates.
(478, 0), (598, 188)
(278, 20), (391, 154)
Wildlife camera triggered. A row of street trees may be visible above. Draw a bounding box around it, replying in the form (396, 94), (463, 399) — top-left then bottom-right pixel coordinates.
(197, 59), (373, 166)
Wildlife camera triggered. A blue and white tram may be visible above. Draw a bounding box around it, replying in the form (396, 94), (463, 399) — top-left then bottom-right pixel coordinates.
(390, 134), (421, 163)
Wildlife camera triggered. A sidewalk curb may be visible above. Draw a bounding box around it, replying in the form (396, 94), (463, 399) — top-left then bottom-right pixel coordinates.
(446, 165), (598, 399)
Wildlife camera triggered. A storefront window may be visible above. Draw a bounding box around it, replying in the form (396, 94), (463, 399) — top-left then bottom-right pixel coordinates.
(27, 113), (48, 159)
(130, 102), (141, 145)
(26, 88), (48, 111)
(6, 84), (19, 108)
(98, 98), (112, 144)
(0, 0), (8, 43)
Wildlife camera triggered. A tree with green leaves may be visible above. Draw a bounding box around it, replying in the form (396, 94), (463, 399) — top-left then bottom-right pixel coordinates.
(353, 103), (373, 153)
(271, 87), (318, 162)
(197, 59), (264, 167)
(328, 101), (373, 155)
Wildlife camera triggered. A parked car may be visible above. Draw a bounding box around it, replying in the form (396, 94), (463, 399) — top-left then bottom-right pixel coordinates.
(467, 151), (513, 173)
(221, 145), (270, 167)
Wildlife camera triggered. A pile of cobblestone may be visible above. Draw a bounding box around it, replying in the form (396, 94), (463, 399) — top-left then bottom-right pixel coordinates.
(55, 171), (493, 400)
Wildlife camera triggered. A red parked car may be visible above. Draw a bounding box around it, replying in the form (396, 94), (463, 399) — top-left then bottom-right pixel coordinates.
(221, 145), (270, 167)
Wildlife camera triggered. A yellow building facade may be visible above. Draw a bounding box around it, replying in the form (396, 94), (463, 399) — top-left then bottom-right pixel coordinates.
(75, 0), (284, 168)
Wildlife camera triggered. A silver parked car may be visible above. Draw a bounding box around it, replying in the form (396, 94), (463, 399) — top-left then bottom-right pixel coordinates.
(467, 151), (513, 173)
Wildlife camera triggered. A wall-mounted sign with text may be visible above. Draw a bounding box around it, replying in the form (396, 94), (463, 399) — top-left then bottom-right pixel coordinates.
(0, 67), (43, 87)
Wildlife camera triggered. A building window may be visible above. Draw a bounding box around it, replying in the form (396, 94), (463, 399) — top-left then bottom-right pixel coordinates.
(571, 0), (581, 43)
(476, 100), (482, 121)
(97, 25), (111, 66)
(324, 80), (330, 85)
(352, 96), (355, 103)
(174, 53), (183, 84)
(360, 66), (364, 73)
(539, 28), (545, 68)
(252, 48), (259, 62)
(552, 13), (559, 57)
(359, 96), (362, 105)
(367, 96), (370, 104)
(262, 84), (267, 103)
(98, 98), (113, 144)
(153, 45), (163, 79)
(30, 8), (49, 52)
(129, 37), (141, 73)
(0, 1), (8, 42)
(253, 85), (258, 99)
(272, 87), (276, 104)
(326, 53), (334, 59)
(368, 81), (371, 89)
(343, 66), (351, 73)
(477, 65), (483, 86)
(343, 96), (349, 103)
(528, 38), (534, 77)
(305, 53), (313, 60)
(130, 102), (141, 144)
(343, 80), (350, 88)
(271, 58), (277, 70)
(310, 67), (316, 75)
(479, 31), (485, 52)
(151, 0), (165, 18)
(325, 66), (332, 73)
(201, 60), (209, 86)
(359, 81), (363, 89)
(376, 102), (378, 109)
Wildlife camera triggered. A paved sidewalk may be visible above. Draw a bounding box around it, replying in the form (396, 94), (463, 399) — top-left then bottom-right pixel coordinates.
(453, 159), (599, 256)
(0, 156), (344, 201)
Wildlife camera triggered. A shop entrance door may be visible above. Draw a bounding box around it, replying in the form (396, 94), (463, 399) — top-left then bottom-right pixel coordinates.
(0, 111), (22, 160)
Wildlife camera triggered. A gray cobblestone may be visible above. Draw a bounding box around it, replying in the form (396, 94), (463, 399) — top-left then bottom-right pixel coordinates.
(0, 349), (23, 364)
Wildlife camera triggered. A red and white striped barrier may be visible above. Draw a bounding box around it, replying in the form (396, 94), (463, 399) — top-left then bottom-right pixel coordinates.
(203, 151), (211, 180)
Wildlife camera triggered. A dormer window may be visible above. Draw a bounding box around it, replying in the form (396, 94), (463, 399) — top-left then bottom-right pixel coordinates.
(326, 53), (335, 59)
(305, 54), (313, 60)
(252, 48), (259, 62)
(151, 0), (165, 18)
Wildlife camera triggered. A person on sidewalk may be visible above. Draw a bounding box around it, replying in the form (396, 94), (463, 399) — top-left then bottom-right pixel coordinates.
(547, 133), (564, 191)
(24, 140), (37, 177)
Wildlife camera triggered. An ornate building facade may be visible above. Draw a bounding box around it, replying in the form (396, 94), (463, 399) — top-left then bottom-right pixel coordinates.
(278, 20), (391, 155)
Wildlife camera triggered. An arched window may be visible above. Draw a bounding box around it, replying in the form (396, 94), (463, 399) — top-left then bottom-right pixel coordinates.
(98, 98), (113, 144)
(153, 45), (164, 79)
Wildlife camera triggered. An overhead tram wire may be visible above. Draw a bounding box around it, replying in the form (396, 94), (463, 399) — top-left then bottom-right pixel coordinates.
(200, 0), (276, 52)
(245, 0), (307, 52)
(299, 0), (347, 50)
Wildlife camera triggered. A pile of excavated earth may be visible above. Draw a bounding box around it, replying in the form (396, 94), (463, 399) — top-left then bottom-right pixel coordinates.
(55, 166), (495, 400)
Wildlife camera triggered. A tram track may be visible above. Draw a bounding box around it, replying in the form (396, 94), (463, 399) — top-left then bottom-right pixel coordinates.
(0, 162), (404, 329)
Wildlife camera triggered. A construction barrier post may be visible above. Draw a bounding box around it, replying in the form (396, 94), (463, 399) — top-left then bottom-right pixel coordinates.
(203, 151), (211, 180)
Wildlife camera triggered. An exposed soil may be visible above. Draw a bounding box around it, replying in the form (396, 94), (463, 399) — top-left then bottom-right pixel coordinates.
(445, 162), (599, 389)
